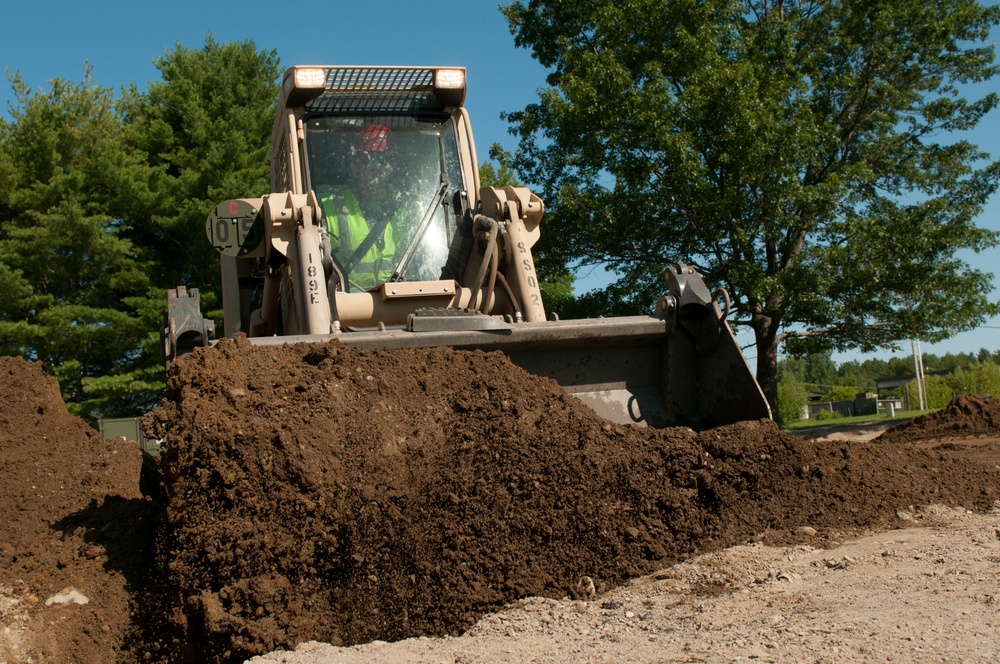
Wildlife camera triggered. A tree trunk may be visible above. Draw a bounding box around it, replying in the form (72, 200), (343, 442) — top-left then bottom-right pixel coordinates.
(751, 312), (782, 425)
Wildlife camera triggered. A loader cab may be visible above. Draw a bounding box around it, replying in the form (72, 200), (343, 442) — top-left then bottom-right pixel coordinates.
(270, 66), (479, 292)
(303, 114), (466, 290)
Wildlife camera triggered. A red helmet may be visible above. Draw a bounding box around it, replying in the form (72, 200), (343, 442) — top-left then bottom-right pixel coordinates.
(360, 124), (395, 153)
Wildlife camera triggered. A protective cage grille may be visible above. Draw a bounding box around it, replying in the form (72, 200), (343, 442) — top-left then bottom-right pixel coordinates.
(305, 67), (447, 114)
(323, 67), (436, 92)
(306, 91), (439, 114)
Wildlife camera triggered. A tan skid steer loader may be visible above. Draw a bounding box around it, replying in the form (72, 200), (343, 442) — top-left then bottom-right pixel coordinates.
(163, 66), (770, 428)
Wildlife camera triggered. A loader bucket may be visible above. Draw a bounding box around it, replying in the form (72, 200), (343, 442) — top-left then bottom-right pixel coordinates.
(244, 311), (770, 429)
(172, 262), (773, 429)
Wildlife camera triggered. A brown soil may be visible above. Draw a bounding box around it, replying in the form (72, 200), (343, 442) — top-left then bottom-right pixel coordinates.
(2, 339), (1000, 663)
(0, 357), (158, 663)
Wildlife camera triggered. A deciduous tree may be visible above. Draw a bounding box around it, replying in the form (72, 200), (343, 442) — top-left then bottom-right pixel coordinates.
(501, 0), (1000, 415)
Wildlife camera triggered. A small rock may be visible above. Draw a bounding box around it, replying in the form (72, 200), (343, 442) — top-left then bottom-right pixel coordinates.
(795, 526), (817, 537)
(45, 587), (89, 606)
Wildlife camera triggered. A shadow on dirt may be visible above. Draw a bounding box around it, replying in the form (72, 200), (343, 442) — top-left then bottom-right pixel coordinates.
(49, 496), (162, 594)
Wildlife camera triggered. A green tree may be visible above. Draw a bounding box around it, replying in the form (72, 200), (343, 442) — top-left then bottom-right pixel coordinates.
(778, 354), (806, 383)
(836, 359), (877, 393)
(0, 71), (161, 416)
(0, 37), (281, 419)
(929, 351), (977, 372)
(501, 0), (1000, 417)
(821, 385), (857, 402)
(948, 360), (1000, 396)
(802, 351), (837, 392)
(121, 36), (280, 314)
(776, 374), (808, 423)
(885, 355), (919, 379)
(480, 151), (522, 189)
(906, 373), (954, 409)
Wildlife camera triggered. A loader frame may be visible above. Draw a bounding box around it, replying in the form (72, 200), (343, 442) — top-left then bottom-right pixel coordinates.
(163, 65), (772, 429)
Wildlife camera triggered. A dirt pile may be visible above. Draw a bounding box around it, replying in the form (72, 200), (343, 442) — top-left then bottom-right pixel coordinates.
(140, 337), (1000, 662)
(875, 393), (1000, 443)
(2, 341), (1000, 663)
(0, 357), (157, 663)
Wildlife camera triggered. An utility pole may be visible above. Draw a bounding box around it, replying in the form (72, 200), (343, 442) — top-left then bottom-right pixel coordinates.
(911, 338), (927, 410)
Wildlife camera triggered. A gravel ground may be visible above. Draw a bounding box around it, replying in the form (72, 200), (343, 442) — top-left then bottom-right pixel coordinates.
(249, 503), (1000, 664)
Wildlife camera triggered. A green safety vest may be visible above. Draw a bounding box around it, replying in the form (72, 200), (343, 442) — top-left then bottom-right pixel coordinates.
(321, 187), (401, 290)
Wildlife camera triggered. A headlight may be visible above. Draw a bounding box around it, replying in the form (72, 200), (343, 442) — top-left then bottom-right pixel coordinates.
(433, 68), (466, 108)
(294, 68), (327, 89)
(434, 69), (465, 89)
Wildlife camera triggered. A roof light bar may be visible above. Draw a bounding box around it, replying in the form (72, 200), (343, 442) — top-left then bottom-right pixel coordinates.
(281, 66), (468, 110)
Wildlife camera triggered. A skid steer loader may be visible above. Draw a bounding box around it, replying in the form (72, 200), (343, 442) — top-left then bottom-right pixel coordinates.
(162, 65), (770, 428)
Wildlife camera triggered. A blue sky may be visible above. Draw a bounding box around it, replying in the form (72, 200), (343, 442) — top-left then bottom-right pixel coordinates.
(2, 0), (999, 368)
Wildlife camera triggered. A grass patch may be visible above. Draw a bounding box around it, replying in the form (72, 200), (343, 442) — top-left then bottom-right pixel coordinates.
(784, 409), (936, 430)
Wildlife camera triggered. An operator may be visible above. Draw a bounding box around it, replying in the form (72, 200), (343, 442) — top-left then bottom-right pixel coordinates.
(320, 124), (408, 291)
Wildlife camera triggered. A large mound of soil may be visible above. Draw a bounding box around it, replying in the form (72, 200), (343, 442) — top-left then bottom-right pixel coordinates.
(0, 357), (155, 663)
(2, 340), (1000, 663)
(141, 337), (1000, 662)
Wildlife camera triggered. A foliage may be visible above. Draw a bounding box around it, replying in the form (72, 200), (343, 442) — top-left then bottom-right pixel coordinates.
(974, 347), (1000, 364)
(820, 385), (857, 402)
(947, 360), (1000, 397)
(803, 353), (838, 392)
(905, 373), (954, 409)
(501, 0), (1000, 416)
(0, 70), (161, 417)
(0, 37), (280, 418)
(782, 351), (856, 399)
(833, 359), (873, 393)
(778, 355), (805, 383)
(120, 35), (280, 317)
(480, 151), (522, 189)
(776, 375), (808, 423)
(813, 409), (842, 421)
(928, 350), (978, 372)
